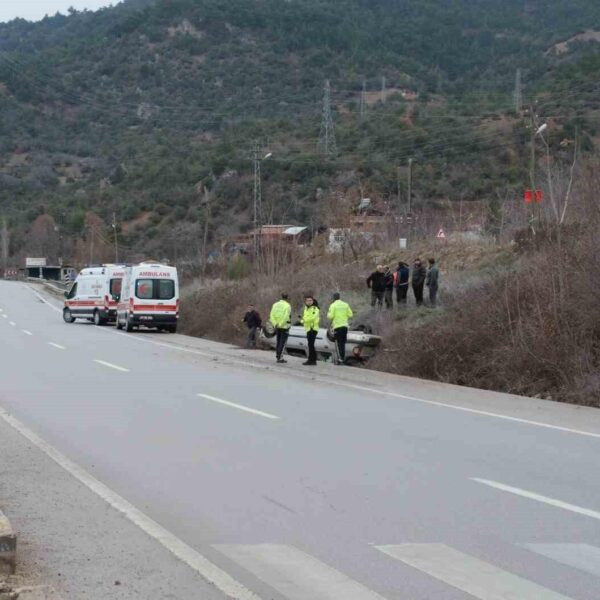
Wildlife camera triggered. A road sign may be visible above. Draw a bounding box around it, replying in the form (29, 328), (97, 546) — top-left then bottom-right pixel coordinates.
(436, 228), (446, 239)
(25, 257), (47, 267)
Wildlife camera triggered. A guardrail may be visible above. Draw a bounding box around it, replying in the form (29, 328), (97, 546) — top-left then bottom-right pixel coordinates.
(27, 277), (70, 297)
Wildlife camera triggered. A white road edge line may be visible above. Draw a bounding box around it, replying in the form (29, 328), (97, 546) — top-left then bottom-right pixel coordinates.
(94, 359), (130, 373)
(1, 314), (6, 318)
(471, 478), (600, 521)
(198, 394), (280, 420)
(48, 342), (66, 350)
(22, 330), (33, 336)
(27, 286), (62, 313)
(28, 285), (600, 440)
(9, 321), (15, 326)
(0, 406), (263, 600)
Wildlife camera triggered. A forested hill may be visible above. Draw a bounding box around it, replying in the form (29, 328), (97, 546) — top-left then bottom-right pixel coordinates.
(1, 0), (600, 262)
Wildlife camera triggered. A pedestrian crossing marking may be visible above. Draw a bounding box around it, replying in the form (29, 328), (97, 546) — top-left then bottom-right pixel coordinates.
(376, 543), (574, 600)
(523, 543), (600, 578)
(214, 544), (387, 600)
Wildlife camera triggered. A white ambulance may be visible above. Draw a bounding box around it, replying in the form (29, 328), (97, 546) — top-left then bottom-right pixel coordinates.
(116, 262), (179, 333)
(63, 264), (126, 325)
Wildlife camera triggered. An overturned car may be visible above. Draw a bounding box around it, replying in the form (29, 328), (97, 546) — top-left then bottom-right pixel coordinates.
(260, 322), (381, 365)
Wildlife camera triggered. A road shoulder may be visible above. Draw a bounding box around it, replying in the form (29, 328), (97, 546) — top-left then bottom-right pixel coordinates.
(0, 410), (227, 600)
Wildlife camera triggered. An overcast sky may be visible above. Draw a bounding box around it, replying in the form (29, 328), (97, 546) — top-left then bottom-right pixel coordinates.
(0, 1), (121, 23)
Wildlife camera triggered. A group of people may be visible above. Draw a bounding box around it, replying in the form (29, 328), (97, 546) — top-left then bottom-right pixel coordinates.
(242, 292), (353, 366)
(367, 257), (439, 308)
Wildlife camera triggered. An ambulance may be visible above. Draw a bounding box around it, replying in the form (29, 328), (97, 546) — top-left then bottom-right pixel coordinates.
(116, 262), (179, 333)
(63, 264), (126, 325)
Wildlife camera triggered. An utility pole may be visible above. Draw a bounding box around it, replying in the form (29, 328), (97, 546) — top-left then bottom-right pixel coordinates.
(1, 217), (8, 272)
(381, 75), (386, 103)
(407, 158), (413, 215)
(318, 80), (337, 155)
(253, 141), (262, 257)
(514, 68), (522, 113)
(112, 212), (119, 263)
(89, 225), (94, 265)
(360, 77), (367, 118)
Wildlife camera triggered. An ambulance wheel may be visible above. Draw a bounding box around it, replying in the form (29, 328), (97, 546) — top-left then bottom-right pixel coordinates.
(125, 315), (134, 332)
(167, 324), (177, 334)
(63, 308), (75, 324)
(93, 310), (106, 326)
(116, 317), (123, 330)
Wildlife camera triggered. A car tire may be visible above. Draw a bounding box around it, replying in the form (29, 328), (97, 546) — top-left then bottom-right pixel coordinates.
(125, 314), (134, 332)
(326, 328), (336, 342)
(116, 317), (123, 330)
(93, 310), (106, 326)
(167, 324), (177, 334)
(63, 308), (75, 323)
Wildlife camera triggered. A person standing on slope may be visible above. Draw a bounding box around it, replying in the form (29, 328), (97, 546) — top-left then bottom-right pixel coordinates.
(300, 295), (320, 366)
(242, 304), (262, 349)
(394, 261), (410, 305)
(383, 265), (394, 309)
(327, 292), (353, 365)
(411, 258), (427, 306)
(269, 293), (292, 363)
(426, 257), (440, 307)
(366, 265), (386, 308)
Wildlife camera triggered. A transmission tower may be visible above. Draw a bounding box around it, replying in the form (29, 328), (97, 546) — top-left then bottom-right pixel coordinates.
(514, 68), (522, 113)
(318, 80), (337, 155)
(360, 77), (367, 118)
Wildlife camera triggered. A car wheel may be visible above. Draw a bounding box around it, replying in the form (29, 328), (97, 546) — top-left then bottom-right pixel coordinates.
(326, 328), (336, 342)
(63, 308), (75, 323)
(93, 310), (105, 326)
(116, 316), (123, 330)
(167, 324), (177, 334)
(125, 314), (134, 332)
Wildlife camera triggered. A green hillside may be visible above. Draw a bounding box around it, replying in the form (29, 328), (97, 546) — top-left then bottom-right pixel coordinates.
(1, 0), (600, 263)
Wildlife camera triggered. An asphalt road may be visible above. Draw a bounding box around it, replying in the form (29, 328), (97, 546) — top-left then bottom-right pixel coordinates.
(1, 280), (600, 599)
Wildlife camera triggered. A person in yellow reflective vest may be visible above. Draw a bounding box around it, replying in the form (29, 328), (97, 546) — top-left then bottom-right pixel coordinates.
(300, 295), (320, 366)
(327, 292), (353, 365)
(269, 293), (292, 363)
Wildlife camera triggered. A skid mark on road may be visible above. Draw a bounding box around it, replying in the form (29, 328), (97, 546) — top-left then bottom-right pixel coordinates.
(22, 330), (33, 336)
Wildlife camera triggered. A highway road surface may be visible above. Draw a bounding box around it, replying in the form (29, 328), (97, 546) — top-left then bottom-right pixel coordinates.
(1, 280), (600, 599)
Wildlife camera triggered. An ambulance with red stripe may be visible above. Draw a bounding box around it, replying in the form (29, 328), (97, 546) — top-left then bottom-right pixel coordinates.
(63, 264), (126, 325)
(116, 262), (179, 333)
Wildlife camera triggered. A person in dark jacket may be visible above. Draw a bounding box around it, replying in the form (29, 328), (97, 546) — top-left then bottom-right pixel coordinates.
(426, 257), (440, 307)
(394, 261), (410, 305)
(383, 265), (394, 309)
(411, 258), (427, 306)
(367, 264), (386, 308)
(242, 304), (262, 348)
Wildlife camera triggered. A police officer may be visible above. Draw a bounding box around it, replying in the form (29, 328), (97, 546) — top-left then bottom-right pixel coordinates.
(300, 295), (320, 366)
(269, 293), (292, 363)
(327, 292), (353, 365)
